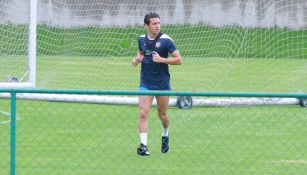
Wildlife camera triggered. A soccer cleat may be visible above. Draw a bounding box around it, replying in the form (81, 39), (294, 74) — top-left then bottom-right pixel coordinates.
(137, 143), (150, 156)
(161, 136), (169, 153)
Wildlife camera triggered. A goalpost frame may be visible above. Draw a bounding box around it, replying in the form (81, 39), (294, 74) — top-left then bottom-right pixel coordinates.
(28, 0), (37, 87)
(0, 0), (37, 88)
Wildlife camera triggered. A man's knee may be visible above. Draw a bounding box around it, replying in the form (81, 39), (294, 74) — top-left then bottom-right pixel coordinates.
(140, 110), (149, 120)
(158, 110), (166, 117)
(158, 111), (168, 120)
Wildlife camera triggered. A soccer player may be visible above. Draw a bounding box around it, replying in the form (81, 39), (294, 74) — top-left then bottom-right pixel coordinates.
(132, 12), (182, 156)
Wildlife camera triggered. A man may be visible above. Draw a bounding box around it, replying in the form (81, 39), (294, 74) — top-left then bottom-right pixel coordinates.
(132, 12), (182, 156)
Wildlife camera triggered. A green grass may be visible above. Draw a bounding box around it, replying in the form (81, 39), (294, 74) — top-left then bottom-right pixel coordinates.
(0, 56), (307, 174)
(1, 56), (307, 92)
(1, 99), (306, 175)
(0, 24), (307, 174)
(16, 56), (307, 92)
(0, 24), (306, 58)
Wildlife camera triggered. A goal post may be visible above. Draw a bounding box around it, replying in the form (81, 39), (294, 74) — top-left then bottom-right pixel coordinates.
(28, 0), (37, 87)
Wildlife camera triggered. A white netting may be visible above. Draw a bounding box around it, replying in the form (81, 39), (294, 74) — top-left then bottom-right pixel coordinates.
(0, 0), (306, 93)
(0, 1), (29, 84)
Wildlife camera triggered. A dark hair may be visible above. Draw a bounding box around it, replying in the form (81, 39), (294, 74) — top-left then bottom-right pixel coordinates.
(144, 12), (160, 25)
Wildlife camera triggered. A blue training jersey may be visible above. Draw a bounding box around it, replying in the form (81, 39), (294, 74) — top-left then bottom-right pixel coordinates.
(138, 33), (177, 90)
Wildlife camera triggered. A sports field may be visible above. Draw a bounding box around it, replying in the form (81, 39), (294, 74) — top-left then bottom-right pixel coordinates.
(0, 94), (306, 175)
(1, 56), (307, 92)
(1, 56), (307, 175)
(1, 23), (307, 175)
(1, 24), (307, 58)
(37, 56), (307, 92)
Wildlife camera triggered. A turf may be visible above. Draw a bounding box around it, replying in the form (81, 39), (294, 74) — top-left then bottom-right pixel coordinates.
(0, 99), (306, 175)
(0, 55), (307, 174)
(0, 24), (307, 174)
(0, 24), (306, 58)
(1, 56), (306, 92)
(32, 56), (307, 92)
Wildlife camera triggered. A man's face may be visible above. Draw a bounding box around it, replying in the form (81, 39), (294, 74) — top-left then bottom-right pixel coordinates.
(146, 17), (160, 35)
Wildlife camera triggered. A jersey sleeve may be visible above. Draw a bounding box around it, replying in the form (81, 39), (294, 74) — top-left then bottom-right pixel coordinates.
(166, 38), (177, 54)
(138, 37), (142, 51)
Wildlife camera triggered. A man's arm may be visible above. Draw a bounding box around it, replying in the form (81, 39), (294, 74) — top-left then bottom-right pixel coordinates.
(152, 50), (182, 65)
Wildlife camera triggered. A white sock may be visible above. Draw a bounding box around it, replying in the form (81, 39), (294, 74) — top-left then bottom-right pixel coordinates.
(162, 128), (169, 137)
(140, 133), (147, 146)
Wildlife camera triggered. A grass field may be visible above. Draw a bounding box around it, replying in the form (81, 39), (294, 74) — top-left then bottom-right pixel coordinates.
(1, 24), (307, 174)
(1, 56), (307, 92)
(0, 56), (307, 92)
(0, 97), (306, 175)
(1, 24), (307, 58)
(1, 56), (307, 174)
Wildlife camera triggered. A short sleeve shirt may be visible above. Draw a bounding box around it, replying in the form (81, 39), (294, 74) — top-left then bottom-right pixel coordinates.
(138, 34), (177, 90)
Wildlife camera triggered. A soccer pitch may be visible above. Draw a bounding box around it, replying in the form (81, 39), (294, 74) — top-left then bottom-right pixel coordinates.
(3, 56), (303, 92)
(0, 96), (306, 175)
(1, 56), (307, 174)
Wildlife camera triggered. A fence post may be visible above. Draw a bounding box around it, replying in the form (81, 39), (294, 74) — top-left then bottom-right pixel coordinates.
(10, 92), (16, 175)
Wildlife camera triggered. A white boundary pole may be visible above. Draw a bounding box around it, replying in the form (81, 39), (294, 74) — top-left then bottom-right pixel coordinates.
(0, 83), (34, 88)
(28, 0), (37, 87)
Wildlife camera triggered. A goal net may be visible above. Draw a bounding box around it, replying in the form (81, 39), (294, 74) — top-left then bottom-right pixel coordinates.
(0, 0), (306, 106)
(0, 0), (36, 88)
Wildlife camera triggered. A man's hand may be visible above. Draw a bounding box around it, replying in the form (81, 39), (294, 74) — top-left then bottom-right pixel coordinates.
(152, 51), (164, 63)
(132, 53), (144, 66)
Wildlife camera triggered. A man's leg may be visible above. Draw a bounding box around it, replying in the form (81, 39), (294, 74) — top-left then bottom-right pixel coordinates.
(156, 96), (170, 153)
(137, 95), (154, 156)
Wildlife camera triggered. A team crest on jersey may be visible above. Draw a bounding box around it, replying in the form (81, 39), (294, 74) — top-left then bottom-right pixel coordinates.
(155, 42), (161, 48)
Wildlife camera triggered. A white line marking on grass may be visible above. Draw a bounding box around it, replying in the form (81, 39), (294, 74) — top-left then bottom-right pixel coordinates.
(273, 160), (307, 164)
(0, 110), (21, 125)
